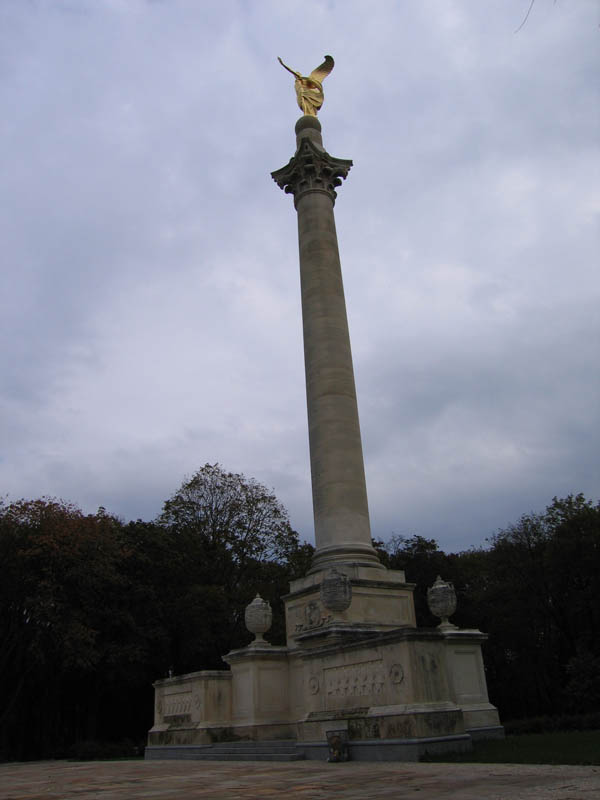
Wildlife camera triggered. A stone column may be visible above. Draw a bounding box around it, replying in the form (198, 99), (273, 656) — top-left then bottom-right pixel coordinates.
(272, 116), (382, 573)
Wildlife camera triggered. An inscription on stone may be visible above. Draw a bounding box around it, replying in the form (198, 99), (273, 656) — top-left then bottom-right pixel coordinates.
(164, 693), (192, 717)
(324, 660), (386, 698)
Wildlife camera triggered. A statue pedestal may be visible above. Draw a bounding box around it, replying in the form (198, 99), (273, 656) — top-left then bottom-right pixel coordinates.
(284, 565), (415, 648)
(146, 567), (503, 761)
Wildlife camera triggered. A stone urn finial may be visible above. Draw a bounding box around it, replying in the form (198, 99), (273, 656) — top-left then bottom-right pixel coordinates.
(244, 594), (272, 646)
(427, 575), (458, 630)
(320, 567), (352, 613)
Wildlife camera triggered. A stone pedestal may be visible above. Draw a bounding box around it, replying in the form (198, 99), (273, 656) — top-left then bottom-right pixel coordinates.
(284, 565), (416, 648)
(222, 645), (292, 738)
(147, 618), (502, 760)
(147, 671), (232, 747)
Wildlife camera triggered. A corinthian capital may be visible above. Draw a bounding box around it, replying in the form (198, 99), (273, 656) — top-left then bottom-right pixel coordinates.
(271, 138), (352, 207)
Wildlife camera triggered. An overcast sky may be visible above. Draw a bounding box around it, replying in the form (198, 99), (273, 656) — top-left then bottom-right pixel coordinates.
(1, 0), (598, 552)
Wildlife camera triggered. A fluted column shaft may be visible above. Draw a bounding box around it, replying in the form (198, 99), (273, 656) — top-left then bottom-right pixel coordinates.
(272, 116), (382, 572)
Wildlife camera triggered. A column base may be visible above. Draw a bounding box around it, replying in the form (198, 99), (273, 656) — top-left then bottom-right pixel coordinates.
(308, 543), (386, 574)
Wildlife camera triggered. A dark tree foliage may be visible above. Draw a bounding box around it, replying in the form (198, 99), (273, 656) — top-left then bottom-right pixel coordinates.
(1, 486), (596, 759)
(0, 499), (147, 759)
(478, 494), (600, 720)
(382, 494), (600, 721)
(157, 464), (303, 666)
(377, 535), (452, 626)
(0, 467), (306, 761)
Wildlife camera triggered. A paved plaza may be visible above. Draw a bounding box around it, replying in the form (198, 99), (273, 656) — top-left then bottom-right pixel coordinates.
(0, 759), (599, 800)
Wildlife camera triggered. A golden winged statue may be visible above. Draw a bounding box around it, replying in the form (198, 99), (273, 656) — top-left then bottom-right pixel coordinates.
(277, 55), (334, 117)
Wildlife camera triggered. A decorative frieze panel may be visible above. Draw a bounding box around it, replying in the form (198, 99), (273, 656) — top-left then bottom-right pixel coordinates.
(163, 692), (192, 718)
(324, 660), (386, 699)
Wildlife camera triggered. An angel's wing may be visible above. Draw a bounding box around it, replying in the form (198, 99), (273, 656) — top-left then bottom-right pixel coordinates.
(309, 55), (334, 83)
(278, 56), (301, 79)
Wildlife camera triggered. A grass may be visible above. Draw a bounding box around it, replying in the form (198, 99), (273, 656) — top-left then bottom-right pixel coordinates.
(425, 730), (600, 766)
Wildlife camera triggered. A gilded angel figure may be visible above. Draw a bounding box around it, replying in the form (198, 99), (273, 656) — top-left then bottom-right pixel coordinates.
(277, 55), (335, 116)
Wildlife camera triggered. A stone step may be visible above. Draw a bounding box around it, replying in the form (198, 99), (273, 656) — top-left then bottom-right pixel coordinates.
(145, 742), (304, 762)
(210, 740), (298, 752)
(194, 752), (304, 761)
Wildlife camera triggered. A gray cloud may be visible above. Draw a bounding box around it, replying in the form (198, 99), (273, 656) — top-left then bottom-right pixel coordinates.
(1, 0), (598, 552)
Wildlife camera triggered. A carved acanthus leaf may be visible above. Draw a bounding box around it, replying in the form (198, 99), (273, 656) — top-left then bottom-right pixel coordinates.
(271, 138), (352, 206)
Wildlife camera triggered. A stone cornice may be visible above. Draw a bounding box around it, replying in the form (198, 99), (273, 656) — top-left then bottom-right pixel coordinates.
(271, 138), (352, 207)
(291, 625), (454, 659)
(282, 578), (416, 603)
(222, 645), (289, 665)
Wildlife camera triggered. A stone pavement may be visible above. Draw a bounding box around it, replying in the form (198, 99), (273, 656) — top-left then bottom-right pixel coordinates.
(1, 760), (599, 800)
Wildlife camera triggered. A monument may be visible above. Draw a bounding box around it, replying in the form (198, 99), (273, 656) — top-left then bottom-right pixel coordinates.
(145, 56), (503, 761)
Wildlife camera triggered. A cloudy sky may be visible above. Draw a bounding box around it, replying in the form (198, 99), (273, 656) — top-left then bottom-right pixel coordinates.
(1, 0), (598, 552)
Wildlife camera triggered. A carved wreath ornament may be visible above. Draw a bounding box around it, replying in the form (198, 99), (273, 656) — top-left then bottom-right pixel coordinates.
(320, 567), (352, 612)
(390, 663), (404, 684)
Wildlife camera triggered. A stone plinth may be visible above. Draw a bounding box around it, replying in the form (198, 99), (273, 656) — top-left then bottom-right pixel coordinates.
(148, 671), (232, 747)
(146, 622), (502, 759)
(284, 565), (416, 649)
(441, 628), (504, 738)
(222, 645), (293, 739)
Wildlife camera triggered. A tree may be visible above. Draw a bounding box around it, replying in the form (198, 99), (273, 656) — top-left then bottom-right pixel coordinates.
(0, 498), (145, 759)
(0, 471), (306, 760)
(466, 494), (600, 719)
(381, 534), (451, 625)
(378, 494), (600, 721)
(160, 463), (299, 561)
(159, 463), (299, 585)
(157, 464), (302, 664)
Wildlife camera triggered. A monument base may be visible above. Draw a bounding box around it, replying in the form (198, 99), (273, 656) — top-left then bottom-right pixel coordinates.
(146, 615), (503, 761)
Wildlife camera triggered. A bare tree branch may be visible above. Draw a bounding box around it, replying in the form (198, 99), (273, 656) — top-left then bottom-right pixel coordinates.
(515, 0), (536, 33)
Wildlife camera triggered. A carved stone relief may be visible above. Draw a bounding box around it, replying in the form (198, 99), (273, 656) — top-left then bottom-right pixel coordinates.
(324, 660), (386, 698)
(293, 599), (333, 633)
(164, 693), (192, 717)
(390, 663), (405, 684)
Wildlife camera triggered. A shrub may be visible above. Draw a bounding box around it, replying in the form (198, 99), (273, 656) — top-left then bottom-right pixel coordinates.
(504, 711), (600, 735)
(68, 739), (144, 760)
